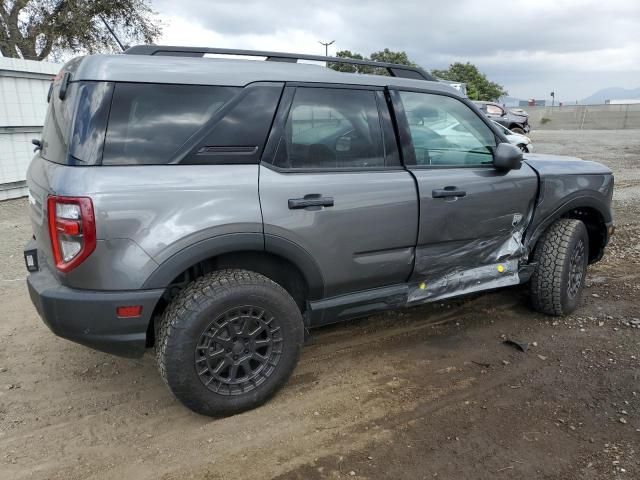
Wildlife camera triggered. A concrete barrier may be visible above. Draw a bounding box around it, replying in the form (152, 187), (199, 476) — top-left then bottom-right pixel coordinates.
(0, 57), (60, 200)
(526, 104), (640, 130)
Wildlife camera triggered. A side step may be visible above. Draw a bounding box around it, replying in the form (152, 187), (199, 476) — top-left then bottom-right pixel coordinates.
(307, 284), (408, 327)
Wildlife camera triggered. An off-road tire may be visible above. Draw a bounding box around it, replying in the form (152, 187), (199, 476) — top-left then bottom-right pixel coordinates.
(530, 219), (589, 316)
(510, 126), (526, 135)
(156, 269), (304, 416)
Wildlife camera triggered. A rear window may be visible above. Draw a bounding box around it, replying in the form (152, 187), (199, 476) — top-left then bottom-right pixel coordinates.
(40, 84), (75, 165)
(41, 81), (114, 165)
(102, 84), (239, 165)
(69, 82), (114, 164)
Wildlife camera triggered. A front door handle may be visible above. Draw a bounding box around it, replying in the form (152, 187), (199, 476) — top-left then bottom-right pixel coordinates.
(288, 194), (334, 209)
(432, 186), (467, 198)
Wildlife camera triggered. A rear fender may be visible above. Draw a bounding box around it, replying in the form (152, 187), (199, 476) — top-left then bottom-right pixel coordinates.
(142, 233), (325, 299)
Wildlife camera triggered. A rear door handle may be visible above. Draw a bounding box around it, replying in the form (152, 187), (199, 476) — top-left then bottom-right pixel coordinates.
(288, 194), (334, 209)
(432, 186), (467, 198)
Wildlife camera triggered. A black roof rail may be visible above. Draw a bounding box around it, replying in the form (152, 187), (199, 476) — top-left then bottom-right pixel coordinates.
(124, 45), (435, 81)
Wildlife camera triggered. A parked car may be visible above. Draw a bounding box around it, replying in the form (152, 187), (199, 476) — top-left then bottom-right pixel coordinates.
(474, 101), (530, 134)
(25, 46), (614, 417)
(492, 121), (534, 152)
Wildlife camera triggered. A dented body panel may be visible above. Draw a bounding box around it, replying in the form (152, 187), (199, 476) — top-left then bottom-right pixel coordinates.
(308, 154), (613, 322)
(406, 164), (538, 303)
(523, 154), (614, 257)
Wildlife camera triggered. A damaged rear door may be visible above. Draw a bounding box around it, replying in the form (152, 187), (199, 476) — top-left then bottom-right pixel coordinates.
(389, 88), (538, 302)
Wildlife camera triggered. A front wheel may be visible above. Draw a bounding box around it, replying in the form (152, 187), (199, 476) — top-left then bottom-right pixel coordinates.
(156, 269), (304, 416)
(529, 219), (589, 316)
(510, 126), (526, 135)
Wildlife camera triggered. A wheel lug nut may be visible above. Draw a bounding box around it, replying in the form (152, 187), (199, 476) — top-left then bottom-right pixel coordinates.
(233, 355), (238, 360)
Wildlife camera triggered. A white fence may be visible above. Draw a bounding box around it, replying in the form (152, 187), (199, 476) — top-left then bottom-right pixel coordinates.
(0, 57), (59, 200)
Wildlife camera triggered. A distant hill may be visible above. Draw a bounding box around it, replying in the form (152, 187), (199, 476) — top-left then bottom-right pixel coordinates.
(581, 87), (640, 105)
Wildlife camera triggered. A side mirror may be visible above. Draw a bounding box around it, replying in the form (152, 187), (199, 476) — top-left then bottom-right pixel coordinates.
(493, 142), (523, 170)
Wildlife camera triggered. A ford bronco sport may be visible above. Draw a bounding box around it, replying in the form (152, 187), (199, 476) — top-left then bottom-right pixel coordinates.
(25, 46), (614, 416)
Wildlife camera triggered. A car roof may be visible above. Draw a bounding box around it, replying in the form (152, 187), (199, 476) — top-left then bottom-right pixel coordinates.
(71, 54), (460, 95)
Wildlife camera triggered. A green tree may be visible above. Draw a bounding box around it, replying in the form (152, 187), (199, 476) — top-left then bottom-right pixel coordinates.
(0, 0), (161, 60)
(431, 62), (507, 101)
(329, 50), (370, 73)
(369, 48), (416, 67)
(329, 48), (416, 75)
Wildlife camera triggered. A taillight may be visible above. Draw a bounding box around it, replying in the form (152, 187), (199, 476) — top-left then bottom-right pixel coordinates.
(47, 196), (96, 272)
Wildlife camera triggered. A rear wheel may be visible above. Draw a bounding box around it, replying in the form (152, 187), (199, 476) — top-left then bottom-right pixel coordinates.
(529, 219), (589, 316)
(156, 269), (304, 416)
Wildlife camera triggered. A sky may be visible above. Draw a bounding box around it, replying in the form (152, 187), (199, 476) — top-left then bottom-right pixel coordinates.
(152, 0), (640, 102)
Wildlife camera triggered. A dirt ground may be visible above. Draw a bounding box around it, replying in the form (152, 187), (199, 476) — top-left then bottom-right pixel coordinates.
(1, 130), (639, 480)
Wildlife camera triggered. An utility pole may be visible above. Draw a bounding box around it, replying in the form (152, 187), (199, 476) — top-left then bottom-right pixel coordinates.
(550, 91), (555, 107)
(318, 40), (335, 57)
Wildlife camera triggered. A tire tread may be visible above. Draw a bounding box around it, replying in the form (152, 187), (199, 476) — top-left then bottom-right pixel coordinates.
(530, 218), (586, 316)
(155, 269), (303, 416)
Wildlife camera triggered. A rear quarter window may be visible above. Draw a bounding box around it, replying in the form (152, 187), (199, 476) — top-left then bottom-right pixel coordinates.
(102, 84), (240, 165)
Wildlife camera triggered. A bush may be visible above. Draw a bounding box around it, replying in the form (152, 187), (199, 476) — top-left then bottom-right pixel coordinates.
(540, 117), (552, 125)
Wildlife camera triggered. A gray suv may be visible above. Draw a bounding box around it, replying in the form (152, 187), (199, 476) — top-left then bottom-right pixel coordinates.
(24, 46), (614, 416)
(474, 101), (530, 134)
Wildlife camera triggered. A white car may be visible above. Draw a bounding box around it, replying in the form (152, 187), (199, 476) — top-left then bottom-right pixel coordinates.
(492, 120), (533, 153)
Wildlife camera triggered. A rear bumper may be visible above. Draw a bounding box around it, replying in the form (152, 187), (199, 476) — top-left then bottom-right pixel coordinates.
(27, 262), (163, 358)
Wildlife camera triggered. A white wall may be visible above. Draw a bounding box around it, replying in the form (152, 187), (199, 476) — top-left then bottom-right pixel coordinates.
(609, 99), (640, 105)
(0, 57), (60, 200)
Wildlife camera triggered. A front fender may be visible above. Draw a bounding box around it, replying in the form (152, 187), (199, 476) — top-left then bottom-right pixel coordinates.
(525, 191), (613, 253)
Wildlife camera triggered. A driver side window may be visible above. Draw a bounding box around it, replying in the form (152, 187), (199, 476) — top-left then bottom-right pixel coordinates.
(274, 87), (391, 169)
(399, 91), (497, 167)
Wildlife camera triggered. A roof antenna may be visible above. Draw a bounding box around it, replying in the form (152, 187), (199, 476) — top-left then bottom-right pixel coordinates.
(98, 14), (126, 52)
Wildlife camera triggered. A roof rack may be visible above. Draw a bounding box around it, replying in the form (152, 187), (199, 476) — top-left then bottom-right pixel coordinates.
(124, 45), (435, 81)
